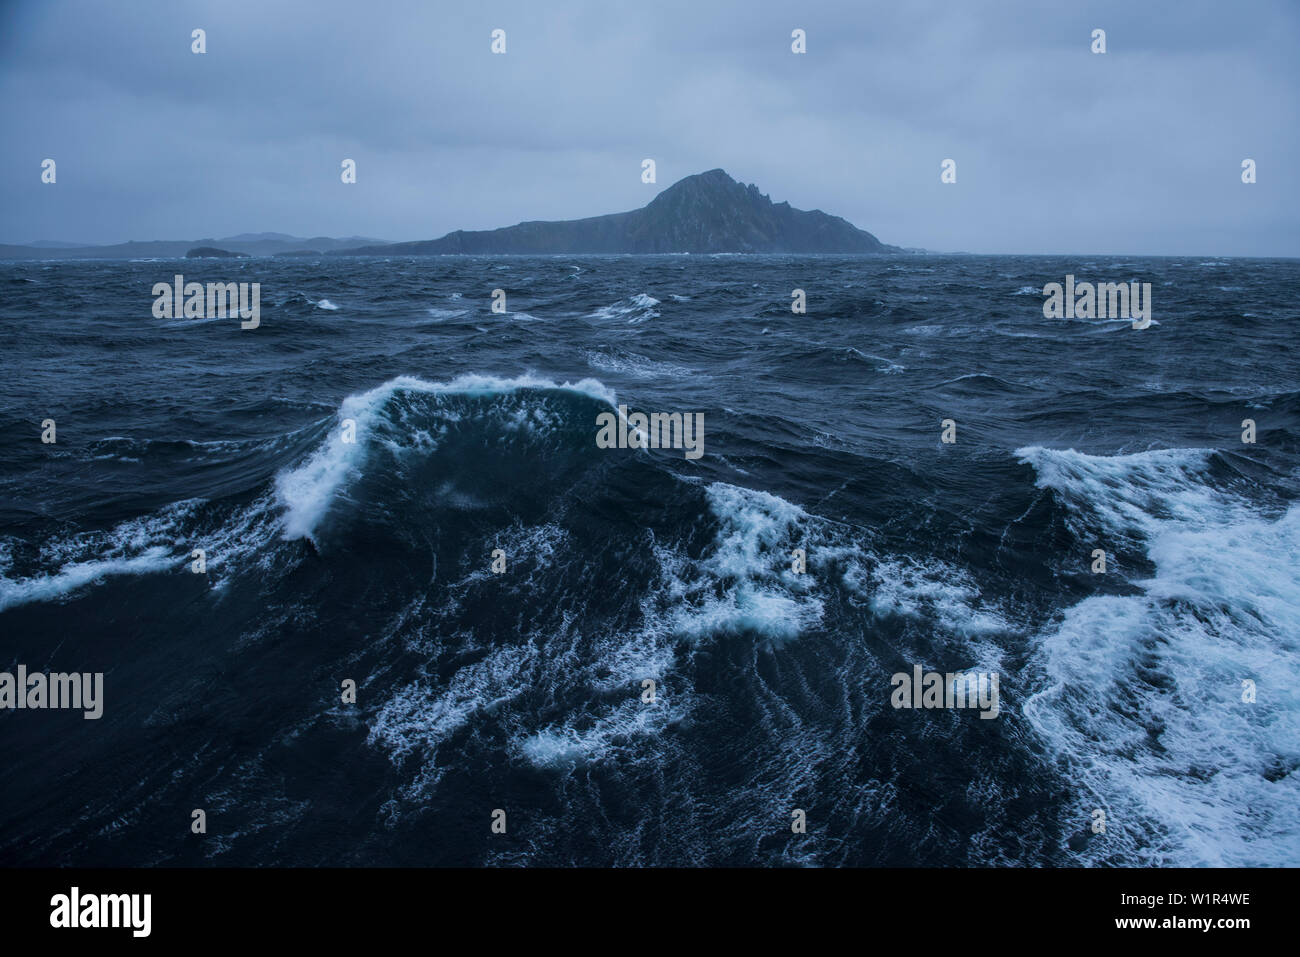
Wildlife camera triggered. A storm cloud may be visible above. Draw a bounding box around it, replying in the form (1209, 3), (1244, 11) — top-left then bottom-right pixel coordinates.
(1, 0), (1295, 254)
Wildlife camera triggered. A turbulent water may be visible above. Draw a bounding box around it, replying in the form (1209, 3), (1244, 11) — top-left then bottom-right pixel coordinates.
(1, 254), (1297, 867)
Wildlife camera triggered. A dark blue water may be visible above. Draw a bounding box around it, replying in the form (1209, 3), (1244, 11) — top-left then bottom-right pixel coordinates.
(2, 254), (1297, 866)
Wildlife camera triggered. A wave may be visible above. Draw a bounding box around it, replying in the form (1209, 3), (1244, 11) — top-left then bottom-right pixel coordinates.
(933, 371), (1021, 393)
(785, 344), (905, 374)
(0, 493), (281, 611)
(517, 694), (680, 769)
(1, 374), (625, 611)
(864, 556), (1011, 644)
(3, 357), (1041, 864)
(267, 292), (340, 313)
(841, 347), (905, 373)
(1016, 446), (1226, 544)
(274, 374), (618, 542)
(589, 293), (661, 324)
(662, 483), (823, 642)
(1017, 445), (1300, 866)
(368, 480), (830, 788)
(584, 349), (696, 379)
(424, 307), (469, 322)
(0, 548), (175, 612)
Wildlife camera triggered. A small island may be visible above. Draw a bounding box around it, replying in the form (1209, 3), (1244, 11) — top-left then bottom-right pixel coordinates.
(185, 246), (249, 258)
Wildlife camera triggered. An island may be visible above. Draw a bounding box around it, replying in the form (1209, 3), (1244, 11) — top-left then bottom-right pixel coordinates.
(332, 169), (899, 256)
(185, 246), (249, 258)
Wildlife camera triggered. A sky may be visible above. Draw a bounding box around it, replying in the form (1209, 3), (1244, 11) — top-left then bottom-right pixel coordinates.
(1, 0), (1296, 255)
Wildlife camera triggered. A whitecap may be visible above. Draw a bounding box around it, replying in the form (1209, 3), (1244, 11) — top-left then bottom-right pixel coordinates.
(274, 374), (617, 541)
(1017, 445), (1300, 866)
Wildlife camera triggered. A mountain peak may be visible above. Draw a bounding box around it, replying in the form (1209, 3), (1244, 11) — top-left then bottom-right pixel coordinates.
(690, 168), (735, 184)
(648, 168), (743, 204)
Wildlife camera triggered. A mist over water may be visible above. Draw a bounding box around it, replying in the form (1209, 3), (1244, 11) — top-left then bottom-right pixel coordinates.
(2, 254), (1297, 866)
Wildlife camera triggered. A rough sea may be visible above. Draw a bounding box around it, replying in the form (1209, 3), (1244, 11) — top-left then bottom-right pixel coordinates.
(2, 254), (1297, 867)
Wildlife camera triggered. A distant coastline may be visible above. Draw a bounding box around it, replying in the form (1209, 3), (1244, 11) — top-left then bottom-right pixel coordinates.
(2, 169), (902, 259)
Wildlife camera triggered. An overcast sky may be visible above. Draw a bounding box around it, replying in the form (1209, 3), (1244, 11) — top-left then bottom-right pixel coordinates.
(1, 0), (1296, 255)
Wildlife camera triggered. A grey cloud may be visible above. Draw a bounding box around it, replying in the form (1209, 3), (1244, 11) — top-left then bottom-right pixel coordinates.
(1, 0), (1295, 254)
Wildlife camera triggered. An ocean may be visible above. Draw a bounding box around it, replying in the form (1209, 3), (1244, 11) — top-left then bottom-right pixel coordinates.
(1, 254), (1297, 867)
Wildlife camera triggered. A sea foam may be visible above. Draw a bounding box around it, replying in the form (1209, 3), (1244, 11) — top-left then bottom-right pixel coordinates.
(1018, 445), (1300, 866)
